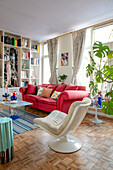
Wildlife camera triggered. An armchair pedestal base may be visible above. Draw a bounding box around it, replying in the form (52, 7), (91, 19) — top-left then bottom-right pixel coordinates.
(48, 135), (82, 153)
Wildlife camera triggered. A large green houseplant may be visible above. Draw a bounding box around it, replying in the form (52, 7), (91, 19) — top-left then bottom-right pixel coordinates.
(86, 41), (113, 115)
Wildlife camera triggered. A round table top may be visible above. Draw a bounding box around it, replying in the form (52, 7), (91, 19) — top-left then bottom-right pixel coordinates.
(90, 105), (102, 110)
(0, 117), (12, 124)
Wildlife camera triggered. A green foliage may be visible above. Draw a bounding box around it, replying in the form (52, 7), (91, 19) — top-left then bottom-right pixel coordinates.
(86, 52), (96, 77)
(107, 51), (113, 59)
(58, 74), (67, 82)
(86, 41), (113, 115)
(89, 81), (98, 96)
(101, 99), (113, 115)
(93, 41), (110, 58)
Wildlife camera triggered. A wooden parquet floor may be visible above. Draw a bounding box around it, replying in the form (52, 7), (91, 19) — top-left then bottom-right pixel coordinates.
(0, 106), (113, 170)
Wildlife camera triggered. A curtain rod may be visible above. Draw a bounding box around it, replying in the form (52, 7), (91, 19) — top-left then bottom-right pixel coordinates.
(40, 17), (113, 43)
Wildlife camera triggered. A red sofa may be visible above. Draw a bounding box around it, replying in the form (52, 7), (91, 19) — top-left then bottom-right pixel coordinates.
(19, 83), (89, 114)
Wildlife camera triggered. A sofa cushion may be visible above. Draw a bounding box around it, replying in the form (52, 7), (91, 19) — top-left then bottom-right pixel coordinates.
(41, 88), (53, 98)
(55, 84), (67, 92)
(76, 86), (86, 91)
(37, 87), (43, 96)
(51, 91), (61, 101)
(27, 84), (36, 94)
(47, 84), (58, 92)
(42, 84), (49, 88)
(38, 97), (57, 106)
(65, 83), (78, 90)
(24, 94), (39, 102)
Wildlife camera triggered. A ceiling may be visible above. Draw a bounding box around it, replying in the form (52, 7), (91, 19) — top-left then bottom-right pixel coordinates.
(0, 0), (113, 41)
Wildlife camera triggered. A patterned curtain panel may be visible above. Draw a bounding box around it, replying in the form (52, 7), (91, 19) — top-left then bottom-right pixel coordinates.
(72, 29), (86, 85)
(47, 38), (58, 84)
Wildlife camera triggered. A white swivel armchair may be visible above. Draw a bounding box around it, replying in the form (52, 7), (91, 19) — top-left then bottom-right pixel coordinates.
(34, 97), (91, 153)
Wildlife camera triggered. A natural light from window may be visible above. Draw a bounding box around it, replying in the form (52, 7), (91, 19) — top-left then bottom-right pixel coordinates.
(43, 43), (50, 84)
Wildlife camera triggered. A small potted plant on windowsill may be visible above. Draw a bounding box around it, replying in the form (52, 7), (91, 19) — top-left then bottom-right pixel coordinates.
(58, 74), (67, 84)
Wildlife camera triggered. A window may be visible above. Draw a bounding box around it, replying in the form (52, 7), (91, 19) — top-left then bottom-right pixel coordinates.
(43, 43), (50, 84)
(93, 23), (113, 92)
(94, 24), (113, 43)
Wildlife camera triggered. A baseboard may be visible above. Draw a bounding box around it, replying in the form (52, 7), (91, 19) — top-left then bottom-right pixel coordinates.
(87, 109), (113, 118)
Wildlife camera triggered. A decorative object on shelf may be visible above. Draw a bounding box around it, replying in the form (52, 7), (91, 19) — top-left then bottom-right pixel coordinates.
(10, 91), (17, 103)
(61, 53), (68, 66)
(31, 44), (39, 52)
(58, 74), (67, 84)
(86, 41), (113, 115)
(2, 84), (10, 101)
(4, 47), (18, 87)
(22, 63), (26, 69)
(22, 39), (28, 47)
(6, 60), (11, 86)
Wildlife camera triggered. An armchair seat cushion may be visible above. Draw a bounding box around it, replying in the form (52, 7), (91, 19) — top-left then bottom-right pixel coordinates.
(34, 110), (67, 135)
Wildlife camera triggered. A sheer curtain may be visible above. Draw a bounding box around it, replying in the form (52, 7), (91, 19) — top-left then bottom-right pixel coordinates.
(47, 38), (58, 84)
(72, 29), (86, 84)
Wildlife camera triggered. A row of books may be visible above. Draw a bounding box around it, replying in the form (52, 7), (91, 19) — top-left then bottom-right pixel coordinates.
(21, 71), (27, 78)
(31, 58), (39, 65)
(4, 36), (21, 47)
(22, 52), (30, 59)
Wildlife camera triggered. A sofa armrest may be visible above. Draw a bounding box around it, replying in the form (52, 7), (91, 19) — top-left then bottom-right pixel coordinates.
(57, 90), (89, 113)
(19, 87), (28, 100)
(19, 87), (28, 94)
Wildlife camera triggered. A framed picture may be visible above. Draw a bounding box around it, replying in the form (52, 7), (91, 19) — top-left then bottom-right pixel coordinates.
(61, 53), (68, 66)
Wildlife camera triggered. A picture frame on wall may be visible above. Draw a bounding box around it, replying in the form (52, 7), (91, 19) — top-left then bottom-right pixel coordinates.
(61, 53), (68, 66)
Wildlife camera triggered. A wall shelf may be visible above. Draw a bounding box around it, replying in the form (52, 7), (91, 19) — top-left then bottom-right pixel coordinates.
(0, 29), (40, 88)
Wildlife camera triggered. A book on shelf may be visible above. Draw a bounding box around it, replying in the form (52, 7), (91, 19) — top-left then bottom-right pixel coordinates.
(22, 52), (30, 59)
(21, 71), (27, 78)
(30, 69), (35, 78)
(31, 58), (39, 65)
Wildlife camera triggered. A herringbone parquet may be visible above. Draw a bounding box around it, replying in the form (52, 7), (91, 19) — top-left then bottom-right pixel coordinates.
(0, 106), (113, 170)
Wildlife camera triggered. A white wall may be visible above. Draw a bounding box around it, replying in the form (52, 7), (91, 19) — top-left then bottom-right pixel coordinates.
(58, 34), (73, 84)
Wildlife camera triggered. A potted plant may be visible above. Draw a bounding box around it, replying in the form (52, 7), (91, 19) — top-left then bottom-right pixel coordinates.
(86, 41), (113, 115)
(58, 74), (67, 84)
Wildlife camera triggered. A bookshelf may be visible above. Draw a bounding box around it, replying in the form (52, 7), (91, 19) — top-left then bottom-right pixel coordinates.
(30, 40), (40, 85)
(0, 29), (40, 88)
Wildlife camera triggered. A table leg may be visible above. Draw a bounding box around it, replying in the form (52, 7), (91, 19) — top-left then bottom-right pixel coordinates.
(9, 106), (11, 117)
(24, 106), (26, 119)
(91, 108), (103, 123)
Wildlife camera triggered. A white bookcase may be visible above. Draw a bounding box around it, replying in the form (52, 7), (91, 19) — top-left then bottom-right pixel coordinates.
(0, 29), (40, 88)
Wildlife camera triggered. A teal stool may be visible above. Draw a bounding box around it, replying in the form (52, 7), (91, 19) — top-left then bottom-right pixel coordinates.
(0, 117), (14, 164)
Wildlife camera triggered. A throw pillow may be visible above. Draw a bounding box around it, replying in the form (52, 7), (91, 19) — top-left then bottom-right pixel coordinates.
(55, 84), (67, 92)
(40, 88), (53, 98)
(27, 84), (36, 94)
(51, 91), (61, 101)
(37, 87), (43, 96)
(65, 83), (78, 90)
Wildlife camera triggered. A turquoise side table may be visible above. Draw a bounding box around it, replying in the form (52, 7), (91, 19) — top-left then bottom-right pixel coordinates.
(0, 117), (14, 164)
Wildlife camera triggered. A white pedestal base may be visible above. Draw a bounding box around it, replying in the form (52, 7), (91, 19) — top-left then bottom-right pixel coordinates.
(48, 135), (82, 153)
(91, 118), (103, 123)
